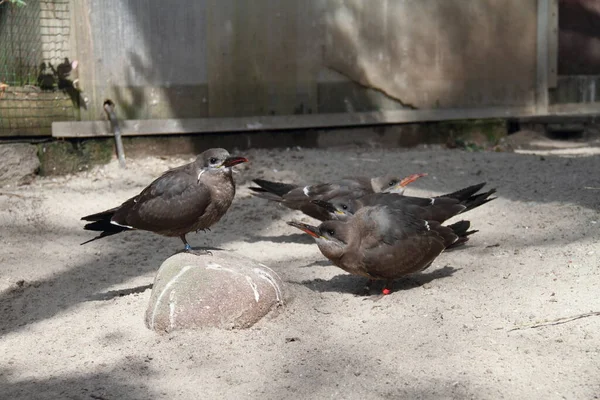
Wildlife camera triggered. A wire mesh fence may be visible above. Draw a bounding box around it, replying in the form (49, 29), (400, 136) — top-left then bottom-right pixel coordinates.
(0, 0), (78, 136)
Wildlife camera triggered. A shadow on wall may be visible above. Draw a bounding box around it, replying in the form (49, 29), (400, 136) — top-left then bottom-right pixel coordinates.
(111, 52), (149, 120)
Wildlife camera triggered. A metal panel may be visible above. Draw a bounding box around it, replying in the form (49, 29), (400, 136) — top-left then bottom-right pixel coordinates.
(537, 0), (550, 113)
(71, 0), (209, 121)
(324, 0), (538, 109)
(548, 0), (559, 88)
(558, 0), (600, 75)
(206, 0), (321, 117)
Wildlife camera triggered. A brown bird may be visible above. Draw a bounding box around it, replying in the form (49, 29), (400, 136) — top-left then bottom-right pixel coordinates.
(312, 182), (496, 223)
(81, 148), (248, 254)
(288, 204), (477, 295)
(249, 173), (426, 221)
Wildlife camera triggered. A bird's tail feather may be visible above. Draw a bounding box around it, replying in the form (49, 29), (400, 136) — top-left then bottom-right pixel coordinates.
(440, 182), (497, 214)
(248, 187), (285, 202)
(81, 206), (120, 222)
(441, 182), (487, 201)
(445, 220), (478, 249)
(81, 210), (129, 245)
(249, 179), (298, 200)
(461, 189), (497, 213)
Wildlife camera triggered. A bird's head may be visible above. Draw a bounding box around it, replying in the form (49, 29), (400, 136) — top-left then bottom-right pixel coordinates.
(373, 173), (427, 194)
(287, 220), (349, 259)
(311, 198), (355, 221)
(196, 148), (248, 180)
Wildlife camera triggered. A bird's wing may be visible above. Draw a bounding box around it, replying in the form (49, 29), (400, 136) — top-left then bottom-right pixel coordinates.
(355, 206), (447, 278)
(362, 194), (466, 223)
(361, 193), (433, 208)
(278, 178), (372, 220)
(357, 206), (427, 244)
(302, 178), (371, 200)
(113, 168), (211, 232)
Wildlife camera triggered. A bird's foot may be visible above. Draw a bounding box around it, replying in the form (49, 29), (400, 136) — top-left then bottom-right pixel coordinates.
(184, 246), (213, 256)
(359, 280), (393, 301)
(357, 279), (375, 297)
(195, 228), (211, 233)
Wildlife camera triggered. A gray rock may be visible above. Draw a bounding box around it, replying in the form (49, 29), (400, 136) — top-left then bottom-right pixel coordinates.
(146, 251), (284, 332)
(0, 144), (40, 187)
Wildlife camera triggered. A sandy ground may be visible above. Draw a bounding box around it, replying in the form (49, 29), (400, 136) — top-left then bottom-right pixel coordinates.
(1, 139), (599, 399)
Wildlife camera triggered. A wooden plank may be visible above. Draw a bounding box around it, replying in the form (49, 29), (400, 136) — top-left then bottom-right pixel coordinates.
(536, 0), (550, 113)
(51, 106), (535, 138)
(69, 0), (96, 121)
(547, 102), (600, 115)
(53, 102), (600, 138)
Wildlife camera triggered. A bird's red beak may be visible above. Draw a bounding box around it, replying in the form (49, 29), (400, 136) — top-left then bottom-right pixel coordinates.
(222, 156), (249, 168)
(287, 221), (320, 238)
(399, 173), (428, 187)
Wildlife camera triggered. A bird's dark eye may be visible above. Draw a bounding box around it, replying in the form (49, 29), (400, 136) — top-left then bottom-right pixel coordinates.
(327, 229), (335, 236)
(389, 180), (397, 186)
(209, 157), (218, 164)
(341, 204), (348, 210)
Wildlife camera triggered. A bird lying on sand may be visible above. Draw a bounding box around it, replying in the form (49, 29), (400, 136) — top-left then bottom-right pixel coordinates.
(81, 148), (248, 254)
(312, 182), (496, 223)
(288, 195), (488, 295)
(249, 173), (427, 221)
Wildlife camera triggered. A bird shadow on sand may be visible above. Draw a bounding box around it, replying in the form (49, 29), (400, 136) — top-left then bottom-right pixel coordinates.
(86, 284), (153, 301)
(244, 233), (316, 244)
(298, 259), (331, 268)
(299, 266), (459, 295)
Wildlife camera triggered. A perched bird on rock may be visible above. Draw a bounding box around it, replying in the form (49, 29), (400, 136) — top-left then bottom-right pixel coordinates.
(81, 148), (248, 254)
(288, 204), (478, 295)
(312, 182), (496, 223)
(249, 173), (426, 221)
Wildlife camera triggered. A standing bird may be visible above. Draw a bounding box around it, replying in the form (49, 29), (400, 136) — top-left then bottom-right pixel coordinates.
(288, 204), (477, 295)
(312, 182), (496, 222)
(81, 148), (248, 254)
(249, 173), (426, 221)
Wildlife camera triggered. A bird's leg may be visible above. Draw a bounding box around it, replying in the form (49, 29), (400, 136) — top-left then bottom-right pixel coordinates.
(362, 279), (393, 301)
(358, 279), (375, 296)
(382, 280), (394, 295)
(180, 234), (192, 251)
(180, 234), (212, 256)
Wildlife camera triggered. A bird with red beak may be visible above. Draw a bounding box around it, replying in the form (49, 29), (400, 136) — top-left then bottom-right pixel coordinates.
(81, 148), (248, 254)
(249, 173), (427, 221)
(311, 182), (496, 222)
(288, 204), (478, 295)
